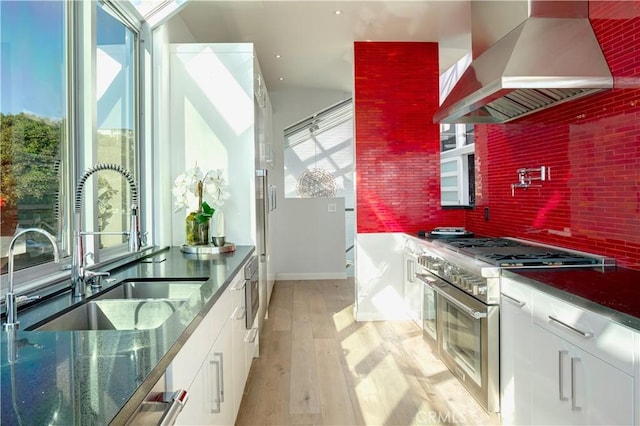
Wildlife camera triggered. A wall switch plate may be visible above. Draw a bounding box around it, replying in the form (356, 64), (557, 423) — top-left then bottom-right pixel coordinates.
(328, 203), (337, 213)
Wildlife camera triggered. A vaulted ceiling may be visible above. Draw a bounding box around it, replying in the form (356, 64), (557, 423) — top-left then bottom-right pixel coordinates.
(172, 1), (477, 93)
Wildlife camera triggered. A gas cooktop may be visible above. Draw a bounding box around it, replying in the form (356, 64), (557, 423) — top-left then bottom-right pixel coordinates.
(438, 237), (603, 267)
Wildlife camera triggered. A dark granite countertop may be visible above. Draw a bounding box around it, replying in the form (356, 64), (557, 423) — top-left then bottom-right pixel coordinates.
(0, 245), (255, 425)
(502, 266), (640, 332)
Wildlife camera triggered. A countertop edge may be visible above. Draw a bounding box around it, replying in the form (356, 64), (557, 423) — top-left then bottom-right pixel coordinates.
(501, 268), (640, 333)
(110, 246), (256, 424)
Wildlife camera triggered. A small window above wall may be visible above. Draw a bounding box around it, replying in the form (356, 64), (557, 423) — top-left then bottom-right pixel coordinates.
(439, 54), (475, 207)
(440, 123), (475, 207)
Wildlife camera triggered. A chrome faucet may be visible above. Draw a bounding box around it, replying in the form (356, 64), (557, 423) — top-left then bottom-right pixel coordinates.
(3, 228), (61, 330)
(72, 163), (141, 298)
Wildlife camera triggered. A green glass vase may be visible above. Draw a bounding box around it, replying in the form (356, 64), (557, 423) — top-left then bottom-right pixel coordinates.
(185, 211), (209, 245)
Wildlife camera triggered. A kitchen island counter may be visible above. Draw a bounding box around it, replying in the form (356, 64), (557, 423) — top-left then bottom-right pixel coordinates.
(0, 245), (254, 425)
(502, 266), (640, 332)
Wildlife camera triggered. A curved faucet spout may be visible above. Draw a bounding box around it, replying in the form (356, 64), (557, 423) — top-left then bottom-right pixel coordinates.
(72, 163), (141, 298)
(3, 228), (61, 330)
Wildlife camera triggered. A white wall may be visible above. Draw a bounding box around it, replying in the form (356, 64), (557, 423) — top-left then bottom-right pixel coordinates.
(355, 232), (406, 321)
(275, 197), (346, 280)
(168, 43), (257, 247)
(269, 88), (351, 279)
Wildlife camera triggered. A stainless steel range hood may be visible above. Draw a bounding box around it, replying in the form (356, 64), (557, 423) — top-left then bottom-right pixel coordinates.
(433, 1), (613, 124)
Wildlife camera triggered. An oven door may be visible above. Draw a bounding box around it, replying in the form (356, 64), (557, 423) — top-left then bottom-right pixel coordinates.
(423, 272), (499, 413)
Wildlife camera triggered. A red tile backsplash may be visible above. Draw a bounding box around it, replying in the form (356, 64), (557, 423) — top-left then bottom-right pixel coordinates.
(353, 3), (640, 270)
(466, 0), (640, 269)
(354, 42), (464, 234)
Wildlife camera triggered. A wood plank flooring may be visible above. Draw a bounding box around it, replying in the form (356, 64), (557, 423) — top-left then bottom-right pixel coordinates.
(236, 279), (497, 425)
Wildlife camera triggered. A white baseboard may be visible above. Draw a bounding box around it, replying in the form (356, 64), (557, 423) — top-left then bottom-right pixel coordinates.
(275, 272), (348, 280)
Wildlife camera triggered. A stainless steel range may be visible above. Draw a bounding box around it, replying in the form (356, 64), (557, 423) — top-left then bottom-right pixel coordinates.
(416, 236), (610, 414)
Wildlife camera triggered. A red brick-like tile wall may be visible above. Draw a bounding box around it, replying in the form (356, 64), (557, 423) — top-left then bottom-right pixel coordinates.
(466, 0), (640, 269)
(354, 42), (464, 234)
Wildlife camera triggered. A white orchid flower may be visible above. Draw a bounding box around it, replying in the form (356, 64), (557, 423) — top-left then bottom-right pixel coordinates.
(173, 165), (229, 213)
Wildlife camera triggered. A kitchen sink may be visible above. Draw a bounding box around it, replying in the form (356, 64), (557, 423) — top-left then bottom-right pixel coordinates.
(29, 299), (185, 331)
(95, 280), (205, 301)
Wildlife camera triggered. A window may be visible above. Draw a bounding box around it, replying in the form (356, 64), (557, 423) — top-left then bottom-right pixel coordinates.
(1, 0), (67, 273)
(96, 3), (138, 249)
(283, 99), (353, 201)
(440, 124), (475, 206)
(439, 54), (475, 207)
(283, 99), (355, 269)
(1, 1), (142, 292)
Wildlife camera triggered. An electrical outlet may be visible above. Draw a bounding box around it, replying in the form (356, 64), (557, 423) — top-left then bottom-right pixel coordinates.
(328, 203), (337, 213)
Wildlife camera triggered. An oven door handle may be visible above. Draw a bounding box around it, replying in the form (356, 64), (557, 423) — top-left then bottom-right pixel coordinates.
(416, 272), (447, 288)
(416, 273), (487, 319)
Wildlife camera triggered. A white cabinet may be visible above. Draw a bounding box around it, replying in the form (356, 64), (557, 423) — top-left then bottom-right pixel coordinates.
(168, 259), (256, 425)
(177, 322), (233, 425)
(531, 323), (633, 425)
(166, 286), (232, 395)
(500, 273), (637, 425)
(229, 272), (258, 418)
(500, 277), (533, 425)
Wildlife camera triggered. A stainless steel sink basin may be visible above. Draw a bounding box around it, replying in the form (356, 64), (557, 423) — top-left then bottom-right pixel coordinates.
(96, 280), (204, 301)
(30, 299), (185, 331)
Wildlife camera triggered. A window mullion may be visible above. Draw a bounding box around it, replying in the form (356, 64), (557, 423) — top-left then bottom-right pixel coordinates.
(74, 0), (100, 261)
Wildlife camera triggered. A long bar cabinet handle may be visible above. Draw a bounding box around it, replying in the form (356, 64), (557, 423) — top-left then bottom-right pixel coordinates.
(215, 352), (225, 402)
(558, 350), (569, 401)
(500, 292), (526, 308)
(548, 316), (593, 338)
(571, 357), (582, 411)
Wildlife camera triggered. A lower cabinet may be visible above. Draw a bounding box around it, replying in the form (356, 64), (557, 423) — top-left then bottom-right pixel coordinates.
(531, 324), (634, 425)
(168, 259), (255, 425)
(230, 271), (257, 419)
(178, 322), (233, 425)
(500, 277), (533, 425)
(500, 274), (637, 425)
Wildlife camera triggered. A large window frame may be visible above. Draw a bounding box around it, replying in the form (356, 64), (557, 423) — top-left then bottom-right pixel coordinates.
(0, 0), (147, 297)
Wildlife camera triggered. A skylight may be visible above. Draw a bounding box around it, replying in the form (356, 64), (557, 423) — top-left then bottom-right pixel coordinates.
(128, 0), (188, 27)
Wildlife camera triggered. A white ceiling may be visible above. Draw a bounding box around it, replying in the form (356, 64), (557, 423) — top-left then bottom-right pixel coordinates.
(174, 1), (475, 93)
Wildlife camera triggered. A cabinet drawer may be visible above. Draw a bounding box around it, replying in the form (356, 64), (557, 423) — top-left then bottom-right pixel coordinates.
(501, 276), (532, 308)
(167, 286), (233, 391)
(532, 290), (635, 375)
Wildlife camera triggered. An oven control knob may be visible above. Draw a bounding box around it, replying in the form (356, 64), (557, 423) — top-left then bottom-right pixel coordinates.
(460, 277), (469, 290)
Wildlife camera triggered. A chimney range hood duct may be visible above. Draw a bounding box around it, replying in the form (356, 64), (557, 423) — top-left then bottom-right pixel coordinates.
(433, 1), (613, 124)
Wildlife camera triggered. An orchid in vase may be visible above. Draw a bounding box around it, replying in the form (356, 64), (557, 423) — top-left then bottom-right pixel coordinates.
(173, 165), (229, 245)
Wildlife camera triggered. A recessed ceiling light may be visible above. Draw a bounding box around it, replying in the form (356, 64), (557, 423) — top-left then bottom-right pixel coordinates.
(274, 54), (281, 59)
(279, 77), (284, 81)
(334, 10), (342, 15)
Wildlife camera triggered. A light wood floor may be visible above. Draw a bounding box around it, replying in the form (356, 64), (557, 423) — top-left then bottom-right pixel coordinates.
(236, 279), (497, 426)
